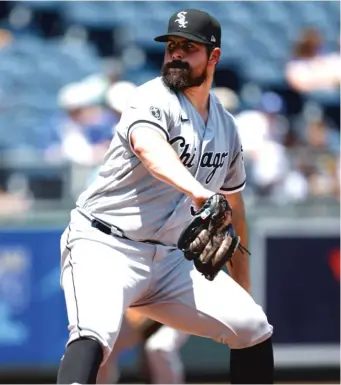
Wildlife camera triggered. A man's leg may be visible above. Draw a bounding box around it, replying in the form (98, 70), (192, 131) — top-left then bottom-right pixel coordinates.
(58, 338), (104, 384)
(96, 315), (143, 384)
(229, 335), (274, 384)
(98, 311), (188, 384)
(57, 229), (153, 384)
(144, 326), (189, 384)
(137, 249), (274, 384)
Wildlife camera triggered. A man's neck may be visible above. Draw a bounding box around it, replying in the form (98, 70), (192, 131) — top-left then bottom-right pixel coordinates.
(183, 79), (213, 123)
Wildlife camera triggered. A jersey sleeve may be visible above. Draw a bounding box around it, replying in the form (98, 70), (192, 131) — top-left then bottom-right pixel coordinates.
(116, 86), (173, 151)
(219, 118), (246, 194)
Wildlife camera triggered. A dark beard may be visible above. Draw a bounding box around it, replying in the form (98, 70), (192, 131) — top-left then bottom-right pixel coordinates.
(161, 60), (207, 92)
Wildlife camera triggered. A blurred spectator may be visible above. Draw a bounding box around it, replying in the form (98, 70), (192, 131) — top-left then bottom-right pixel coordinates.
(304, 118), (340, 155)
(105, 80), (137, 130)
(106, 80), (137, 116)
(258, 92), (290, 144)
(0, 149), (31, 216)
(285, 113), (340, 200)
(300, 118), (340, 198)
(40, 80), (118, 167)
(212, 87), (240, 114)
(333, 155), (340, 200)
(79, 57), (125, 100)
(234, 92), (310, 203)
(84, 80), (137, 187)
(235, 92), (290, 151)
(285, 28), (340, 95)
(0, 188), (31, 217)
(0, 28), (13, 49)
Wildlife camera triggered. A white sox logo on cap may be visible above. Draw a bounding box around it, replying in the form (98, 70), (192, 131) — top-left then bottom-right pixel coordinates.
(154, 9), (221, 47)
(174, 11), (188, 28)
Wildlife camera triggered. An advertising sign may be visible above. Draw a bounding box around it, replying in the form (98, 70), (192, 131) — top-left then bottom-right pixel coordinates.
(251, 218), (340, 367)
(0, 228), (68, 367)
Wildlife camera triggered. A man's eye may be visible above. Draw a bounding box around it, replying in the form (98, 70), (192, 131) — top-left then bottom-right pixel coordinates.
(186, 44), (193, 49)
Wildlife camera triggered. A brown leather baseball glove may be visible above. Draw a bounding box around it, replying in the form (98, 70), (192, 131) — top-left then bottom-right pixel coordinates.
(177, 193), (249, 281)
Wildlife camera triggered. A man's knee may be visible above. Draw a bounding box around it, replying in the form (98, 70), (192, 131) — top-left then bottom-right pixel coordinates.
(235, 306), (273, 348)
(68, 327), (113, 364)
(222, 306), (273, 349)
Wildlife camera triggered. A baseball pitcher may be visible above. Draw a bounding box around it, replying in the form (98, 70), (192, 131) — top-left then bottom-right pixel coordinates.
(57, 9), (274, 384)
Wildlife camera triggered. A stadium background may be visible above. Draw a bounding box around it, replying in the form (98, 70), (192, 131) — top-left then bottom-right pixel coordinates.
(0, 0), (340, 383)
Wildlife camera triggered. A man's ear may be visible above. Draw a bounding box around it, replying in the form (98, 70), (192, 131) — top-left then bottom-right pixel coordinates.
(209, 47), (221, 65)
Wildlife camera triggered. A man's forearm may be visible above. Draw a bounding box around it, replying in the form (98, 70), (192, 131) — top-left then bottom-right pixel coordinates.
(225, 195), (250, 292)
(131, 127), (204, 199)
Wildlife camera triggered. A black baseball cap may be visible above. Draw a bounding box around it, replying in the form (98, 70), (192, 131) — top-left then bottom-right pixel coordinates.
(154, 9), (221, 48)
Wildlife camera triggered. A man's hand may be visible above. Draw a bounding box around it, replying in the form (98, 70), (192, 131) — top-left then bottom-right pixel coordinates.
(190, 188), (216, 210)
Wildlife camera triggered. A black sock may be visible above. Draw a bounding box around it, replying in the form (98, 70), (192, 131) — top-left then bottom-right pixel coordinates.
(57, 337), (103, 384)
(230, 337), (274, 384)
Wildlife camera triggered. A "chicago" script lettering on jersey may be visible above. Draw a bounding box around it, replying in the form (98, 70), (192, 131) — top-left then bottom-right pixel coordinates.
(169, 136), (228, 184)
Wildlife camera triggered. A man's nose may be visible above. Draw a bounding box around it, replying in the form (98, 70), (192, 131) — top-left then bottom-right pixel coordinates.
(171, 48), (184, 60)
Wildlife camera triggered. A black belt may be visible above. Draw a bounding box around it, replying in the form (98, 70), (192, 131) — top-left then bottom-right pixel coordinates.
(91, 219), (117, 236)
(91, 218), (164, 245)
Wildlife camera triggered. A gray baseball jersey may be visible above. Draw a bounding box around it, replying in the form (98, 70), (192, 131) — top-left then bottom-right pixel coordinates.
(76, 76), (246, 246)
